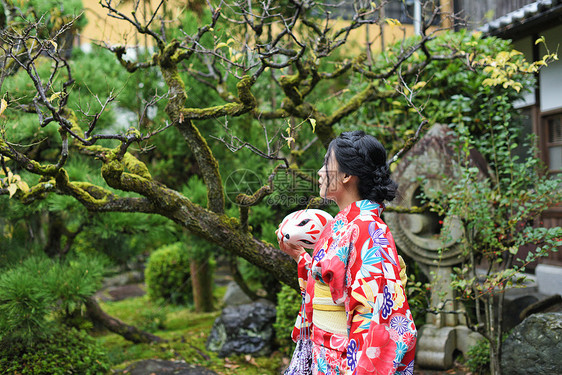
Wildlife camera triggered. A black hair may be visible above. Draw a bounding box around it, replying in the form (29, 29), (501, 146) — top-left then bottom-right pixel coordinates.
(325, 130), (397, 203)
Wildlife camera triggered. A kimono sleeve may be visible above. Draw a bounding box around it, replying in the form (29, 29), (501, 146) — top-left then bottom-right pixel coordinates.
(291, 251), (313, 343)
(344, 220), (417, 375)
(297, 251), (312, 292)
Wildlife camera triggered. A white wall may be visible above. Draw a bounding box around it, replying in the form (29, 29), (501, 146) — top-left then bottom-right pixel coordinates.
(512, 36), (535, 109)
(540, 24), (562, 112)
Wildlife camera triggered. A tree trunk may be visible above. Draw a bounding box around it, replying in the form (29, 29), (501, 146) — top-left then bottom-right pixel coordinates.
(490, 339), (501, 375)
(84, 296), (165, 343)
(44, 211), (63, 257)
(190, 257), (214, 312)
(229, 255), (259, 301)
(487, 296), (502, 375)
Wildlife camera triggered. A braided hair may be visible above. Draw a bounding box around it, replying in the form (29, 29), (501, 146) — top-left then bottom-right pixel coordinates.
(326, 130), (397, 203)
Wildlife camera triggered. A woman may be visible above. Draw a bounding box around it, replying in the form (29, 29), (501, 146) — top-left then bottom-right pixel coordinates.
(279, 131), (416, 375)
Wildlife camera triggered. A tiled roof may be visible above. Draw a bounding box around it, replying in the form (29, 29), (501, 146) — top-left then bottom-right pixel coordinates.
(480, 0), (562, 35)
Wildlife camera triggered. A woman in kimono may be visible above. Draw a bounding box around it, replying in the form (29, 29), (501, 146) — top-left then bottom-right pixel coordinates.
(279, 131), (417, 375)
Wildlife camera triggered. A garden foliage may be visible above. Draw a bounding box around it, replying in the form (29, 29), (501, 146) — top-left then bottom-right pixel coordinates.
(423, 45), (561, 375)
(0, 253), (107, 343)
(145, 242), (193, 305)
(273, 284), (302, 354)
(0, 326), (110, 375)
(0, 252), (108, 373)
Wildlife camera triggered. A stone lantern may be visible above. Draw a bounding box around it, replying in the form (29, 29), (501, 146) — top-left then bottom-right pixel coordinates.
(384, 124), (484, 369)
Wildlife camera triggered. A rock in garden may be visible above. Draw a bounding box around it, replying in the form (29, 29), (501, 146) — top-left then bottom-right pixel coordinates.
(115, 359), (217, 375)
(222, 281), (253, 307)
(501, 312), (562, 375)
(206, 299), (276, 357)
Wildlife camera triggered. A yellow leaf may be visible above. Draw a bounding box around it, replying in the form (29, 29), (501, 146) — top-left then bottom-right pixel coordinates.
(309, 118), (316, 133)
(472, 31), (482, 40)
(0, 98), (7, 116)
(412, 81), (426, 90)
(49, 39), (58, 51)
(16, 180), (29, 192)
(7, 183), (17, 198)
(535, 36), (546, 45)
(215, 42), (228, 49)
(49, 92), (62, 102)
(286, 136), (295, 147)
(496, 51), (509, 64)
(385, 18), (401, 26)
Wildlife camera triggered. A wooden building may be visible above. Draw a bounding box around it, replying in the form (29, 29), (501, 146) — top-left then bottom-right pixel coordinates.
(479, 0), (562, 268)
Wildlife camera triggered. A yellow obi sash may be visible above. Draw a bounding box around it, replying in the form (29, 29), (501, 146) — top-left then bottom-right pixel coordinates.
(312, 281), (347, 336)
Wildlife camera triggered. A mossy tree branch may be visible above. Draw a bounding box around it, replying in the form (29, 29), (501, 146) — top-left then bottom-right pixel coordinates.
(1, 1), (481, 296)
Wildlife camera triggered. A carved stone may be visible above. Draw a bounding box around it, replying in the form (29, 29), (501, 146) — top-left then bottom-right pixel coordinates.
(385, 124), (468, 276)
(385, 124), (487, 369)
(415, 326), (456, 369)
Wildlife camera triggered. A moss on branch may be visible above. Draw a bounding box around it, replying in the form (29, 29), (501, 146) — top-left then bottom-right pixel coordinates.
(236, 185), (273, 207)
(122, 153), (151, 180)
(180, 75), (257, 119)
(385, 204), (429, 214)
(279, 73), (304, 105)
(326, 83), (376, 126)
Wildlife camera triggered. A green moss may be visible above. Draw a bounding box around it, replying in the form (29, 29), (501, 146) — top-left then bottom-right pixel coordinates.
(122, 153), (152, 180)
(96, 294), (285, 374)
(0, 326), (110, 375)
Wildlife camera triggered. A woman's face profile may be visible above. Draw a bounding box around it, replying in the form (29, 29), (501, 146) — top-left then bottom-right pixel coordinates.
(318, 150), (343, 202)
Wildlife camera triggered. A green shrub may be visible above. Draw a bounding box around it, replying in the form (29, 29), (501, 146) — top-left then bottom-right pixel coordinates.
(466, 339), (490, 375)
(139, 307), (167, 332)
(0, 254), (106, 344)
(0, 326), (110, 374)
(403, 259), (430, 329)
(273, 284), (302, 355)
(145, 242), (192, 305)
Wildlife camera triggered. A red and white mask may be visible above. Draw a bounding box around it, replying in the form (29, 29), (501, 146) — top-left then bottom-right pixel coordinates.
(277, 209), (333, 249)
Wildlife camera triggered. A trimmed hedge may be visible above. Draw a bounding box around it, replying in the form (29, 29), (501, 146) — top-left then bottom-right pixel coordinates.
(145, 242), (192, 305)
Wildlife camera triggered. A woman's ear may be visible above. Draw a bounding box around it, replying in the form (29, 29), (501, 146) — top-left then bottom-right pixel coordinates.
(342, 174), (355, 184)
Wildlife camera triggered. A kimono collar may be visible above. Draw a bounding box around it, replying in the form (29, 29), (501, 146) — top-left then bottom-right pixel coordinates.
(336, 200), (384, 222)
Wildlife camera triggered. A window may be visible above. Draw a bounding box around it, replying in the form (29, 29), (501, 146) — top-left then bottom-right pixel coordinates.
(323, 0), (441, 24)
(512, 107), (534, 162)
(386, 0), (441, 25)
(546, 115), (562, 172)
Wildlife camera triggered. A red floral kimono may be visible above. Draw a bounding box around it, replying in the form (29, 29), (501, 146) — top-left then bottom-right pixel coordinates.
(292, 200), (416, 375)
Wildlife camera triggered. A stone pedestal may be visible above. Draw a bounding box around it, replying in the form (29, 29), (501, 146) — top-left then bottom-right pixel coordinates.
(536, 264), (562, 296)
